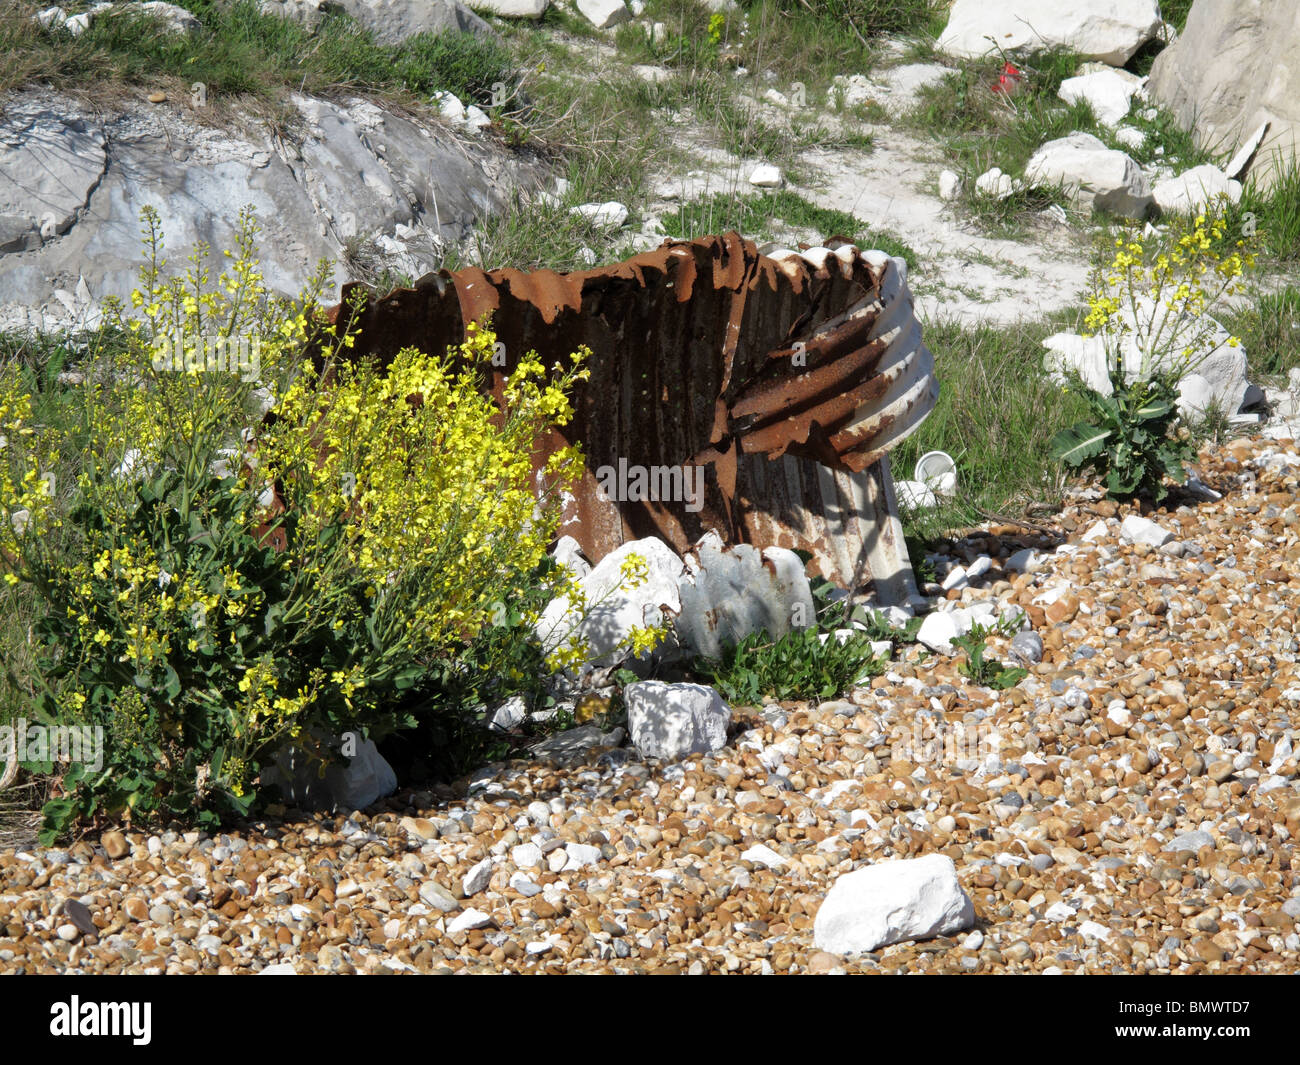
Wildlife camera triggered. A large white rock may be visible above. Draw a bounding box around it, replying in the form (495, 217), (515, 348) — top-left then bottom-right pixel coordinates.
(675, 532), (815, 660)
(0, 90), (521, 329)
(1152, 164), (1242, 215)
(1148, 1), (1300, 192)
(1024, 132), (1153, 219)
(570, 201), (629, 227)
(576, 0), (630, 29)
(974, 166), (1017, 200)
(1120, 514), (1173, 547)
(257, 0), (329, 31)
(1043, 296), (1252, 417)
(937, 0), (1161, 66)
(1058, 69), (1142, 127)
(917, 610), (962, 655)
(137, 1), (202, 33)
(550, 534), (591, 579)
(330, 0), (492, 45)
(535, 537), (683, 668)
(472, 0), (548, 16)
(625, 681), (730, 761)
(814, 854), (975, 954)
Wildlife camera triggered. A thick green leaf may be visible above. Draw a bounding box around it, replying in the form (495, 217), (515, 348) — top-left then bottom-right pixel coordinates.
(1050, 423), (1112, 465)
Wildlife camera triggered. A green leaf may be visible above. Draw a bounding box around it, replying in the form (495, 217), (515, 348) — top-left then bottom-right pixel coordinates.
(991, 666), (1028, 690)
(39, 798), (76, 846)
(1050, 423), (1112, 465)
(162, 664), (181, 700)
(1134, 399), (1173, 422)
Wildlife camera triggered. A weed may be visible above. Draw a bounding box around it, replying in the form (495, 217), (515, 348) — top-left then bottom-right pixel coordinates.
(692, 626), (886, 704)
(892, 314), (1089, 542)
(1239, 153), (1300, 264)
(662, 189), (918, 265)
(952, 622), (1027, 689)
(8, 0), (515, 105)
(1222, 285), (1300, 379)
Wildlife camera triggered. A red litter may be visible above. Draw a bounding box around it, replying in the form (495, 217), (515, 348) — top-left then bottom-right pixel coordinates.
(991, 62), (1023, 95)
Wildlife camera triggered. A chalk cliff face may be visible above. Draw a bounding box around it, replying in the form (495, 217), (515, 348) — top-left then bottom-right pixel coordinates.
(1148, 0), (1300, 190)
(0, 88), (539, 332)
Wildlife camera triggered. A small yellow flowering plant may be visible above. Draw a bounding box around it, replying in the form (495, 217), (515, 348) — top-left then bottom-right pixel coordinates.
(1051, 205), (1257, 502)
(0, 206), (603, 838)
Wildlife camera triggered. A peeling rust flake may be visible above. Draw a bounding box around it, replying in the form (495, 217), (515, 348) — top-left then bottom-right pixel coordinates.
(330, 232), (938, 595)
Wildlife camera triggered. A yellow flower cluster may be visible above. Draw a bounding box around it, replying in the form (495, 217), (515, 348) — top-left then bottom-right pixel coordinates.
(259, 317), (590, 656)
(1083, 207), (1256, 385)
(0, 379), (60, 576)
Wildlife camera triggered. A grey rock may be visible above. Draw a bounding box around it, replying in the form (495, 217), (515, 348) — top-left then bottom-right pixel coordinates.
(1008, 630), (1044, 665)
(330, 0), (491, 45)
(1167, 829), (1214, 853)
(676, 532), (815, 660)
(1024, 132), (1153, 219)
(262, 732), (397, 812)
(625, 681), (730, 761)
(530, 725), (625, 762)
(61, 898), (98, 938)
(1148, 1), (1300, 193)
(0, 90), (533, 331)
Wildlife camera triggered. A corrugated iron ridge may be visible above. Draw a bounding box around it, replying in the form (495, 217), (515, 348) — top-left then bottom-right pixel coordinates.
(327, 233), (938, 593)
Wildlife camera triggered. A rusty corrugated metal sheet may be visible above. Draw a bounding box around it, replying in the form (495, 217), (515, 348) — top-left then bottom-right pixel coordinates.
(331, 233), (937, 596)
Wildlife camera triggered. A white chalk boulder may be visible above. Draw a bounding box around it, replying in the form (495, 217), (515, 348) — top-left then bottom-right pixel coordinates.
(814, 854), (975, 954)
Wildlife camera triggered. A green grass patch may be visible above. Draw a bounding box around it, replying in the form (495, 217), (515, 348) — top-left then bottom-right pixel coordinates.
(1159, 0), (1195, 34)
(1222, 285), (1300, 378)
(692, 626), (886, 704)
(6, 0), (514, 104)
(1240, 155), (1300, 264)
(661, 189), (918, 266)
(439, 196), (642, 274)
(892, 314), (1090, 541)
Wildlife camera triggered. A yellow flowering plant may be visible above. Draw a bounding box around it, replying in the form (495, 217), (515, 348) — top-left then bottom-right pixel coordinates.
(0, 206), (610, 838)
(1051, 204), (1257, 502)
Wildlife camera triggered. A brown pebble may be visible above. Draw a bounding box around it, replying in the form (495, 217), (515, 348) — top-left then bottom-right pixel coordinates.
(101, 831), (129, 860)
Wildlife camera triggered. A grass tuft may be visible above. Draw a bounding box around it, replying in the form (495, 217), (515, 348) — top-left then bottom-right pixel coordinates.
(891, 314), (1090, 541)
(661, 189), (918, 265)
(4, 0), (515, 104)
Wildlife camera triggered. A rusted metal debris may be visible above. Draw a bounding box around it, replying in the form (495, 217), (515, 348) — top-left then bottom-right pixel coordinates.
(331, 232), (938, 600)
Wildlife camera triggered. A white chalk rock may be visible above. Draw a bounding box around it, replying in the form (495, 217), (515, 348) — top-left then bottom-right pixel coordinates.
(814, 854), (975, 954)
(535, 537), (683, 668)
(1120, 514), (1173, 547)
(625, 681), (731, 761)
(1058, 69), (1142, 127)
(938, 0), (1161, 66)
(1152, 164), (1242, 215)
(576, 0), (630, 29)
(1024, 132), (1153, 219)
